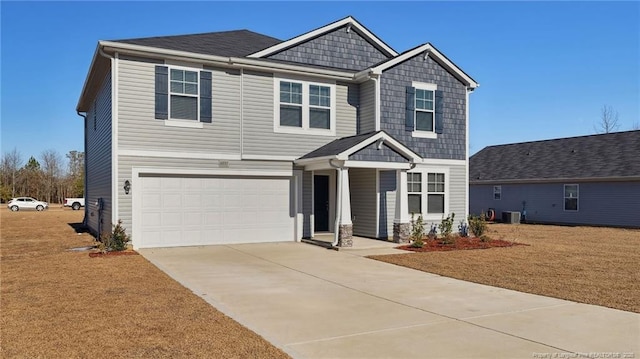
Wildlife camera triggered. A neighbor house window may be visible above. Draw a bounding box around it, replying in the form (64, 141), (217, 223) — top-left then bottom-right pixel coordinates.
(415, 88), (434, 132)
(427, 173), (445, 214)
(274, 77), (335, 135)
(493, 185), (502, 200)
(407, 169), (448, 218)
(407, 172), (422, 214)
(564, 184), (578, 211)
(170, 69), (199, 121)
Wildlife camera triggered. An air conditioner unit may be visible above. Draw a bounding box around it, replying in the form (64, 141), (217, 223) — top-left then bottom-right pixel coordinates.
(502, 211), (521, 224)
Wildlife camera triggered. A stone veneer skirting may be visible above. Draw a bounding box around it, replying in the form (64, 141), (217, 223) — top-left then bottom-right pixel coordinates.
(337, 224), (353, 247)
(393, 222), (411, 243)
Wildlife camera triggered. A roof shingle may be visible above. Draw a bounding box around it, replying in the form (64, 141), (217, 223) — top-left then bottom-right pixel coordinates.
(470, 130), (640, 182)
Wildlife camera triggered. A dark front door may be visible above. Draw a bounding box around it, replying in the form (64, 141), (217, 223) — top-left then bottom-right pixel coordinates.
(314, 175), (330, 232)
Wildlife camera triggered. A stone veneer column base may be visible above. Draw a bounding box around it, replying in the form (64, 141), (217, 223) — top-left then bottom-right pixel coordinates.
(337, 224), (353, 247)
(393, 222), (411, 243)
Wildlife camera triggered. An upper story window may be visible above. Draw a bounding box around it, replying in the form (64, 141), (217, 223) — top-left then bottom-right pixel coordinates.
(406, 82), (442, 139)
(155, 65), (212, 127)
(564, 184), (578, 211)
(170, 69), (199, 121)
(274, 76), (336, 136)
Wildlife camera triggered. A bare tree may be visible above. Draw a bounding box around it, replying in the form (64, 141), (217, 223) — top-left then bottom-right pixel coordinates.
(66, 150), (85, 197)
(594, 105), (620, 133)
(632, 122), (640, 131)
(41, 149), (64, 203)
(1, 148), (22, 201)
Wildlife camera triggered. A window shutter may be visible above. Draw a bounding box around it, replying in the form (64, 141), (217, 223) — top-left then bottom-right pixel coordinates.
(435, 89), (444, 134)
(405, 86), (415, 131)
(200, 71), (212, 123)
(154, 66), (168, 120)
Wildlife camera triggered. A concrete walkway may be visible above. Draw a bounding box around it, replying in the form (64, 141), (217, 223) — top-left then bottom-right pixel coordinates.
(140, 242), (639, 359)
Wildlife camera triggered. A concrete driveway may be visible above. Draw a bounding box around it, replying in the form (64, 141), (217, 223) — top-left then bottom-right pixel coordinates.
(140, 243), (639, 359)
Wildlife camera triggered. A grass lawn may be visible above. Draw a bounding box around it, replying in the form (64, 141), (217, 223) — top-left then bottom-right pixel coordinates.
(370, 223), (640, 313)
(0, 208), (290, 358)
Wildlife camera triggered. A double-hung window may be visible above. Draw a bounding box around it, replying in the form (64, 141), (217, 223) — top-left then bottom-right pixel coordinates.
(415, 88), (435, 132)
(493, 185), (502, 200)
(564, 184), (578, 211)
(169, 69), (199, 121)
(275, 77), (335, 135)
(407, 169), (448, 218)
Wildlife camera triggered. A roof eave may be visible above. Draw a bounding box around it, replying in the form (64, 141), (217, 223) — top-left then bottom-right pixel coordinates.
(247, 16), (398, 59)
(470, 176), (640, 185)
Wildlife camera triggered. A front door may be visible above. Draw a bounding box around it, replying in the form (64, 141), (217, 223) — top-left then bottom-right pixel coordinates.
(314, 175), (330, 232)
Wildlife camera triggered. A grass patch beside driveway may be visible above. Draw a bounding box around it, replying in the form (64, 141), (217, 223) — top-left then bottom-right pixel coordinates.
(0, 208), (290, 358)
(369, 224), (640, 313)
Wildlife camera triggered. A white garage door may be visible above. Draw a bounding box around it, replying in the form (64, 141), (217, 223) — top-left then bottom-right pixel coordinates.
(136, 175), (294, 248)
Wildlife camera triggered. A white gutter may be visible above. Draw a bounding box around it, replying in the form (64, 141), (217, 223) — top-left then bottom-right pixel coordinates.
(372, 74), (381, 131)
(99, 41), (356, 80)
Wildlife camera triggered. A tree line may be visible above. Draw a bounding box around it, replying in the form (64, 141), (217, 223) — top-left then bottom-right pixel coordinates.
(1, 149), (84, 204)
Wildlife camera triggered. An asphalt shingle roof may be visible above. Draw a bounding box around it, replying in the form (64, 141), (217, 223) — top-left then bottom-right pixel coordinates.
(470, 130), (640, 182)
(299, 131), (381, 159)
(113, 30), (282, 57)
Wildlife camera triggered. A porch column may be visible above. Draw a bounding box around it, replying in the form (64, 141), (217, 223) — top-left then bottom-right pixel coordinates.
(337, 167), (353, 247)
(393, 169), (411, 243)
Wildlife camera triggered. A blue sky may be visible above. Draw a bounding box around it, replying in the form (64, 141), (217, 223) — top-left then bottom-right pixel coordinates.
(2, 1), (639, 167)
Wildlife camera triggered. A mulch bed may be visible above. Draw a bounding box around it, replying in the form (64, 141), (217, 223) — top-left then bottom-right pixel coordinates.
(397, 236), (527, 252)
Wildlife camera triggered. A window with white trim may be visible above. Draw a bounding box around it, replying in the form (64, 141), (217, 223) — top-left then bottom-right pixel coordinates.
(407, 172), (422, 214)
(415, 88), (434, 132)
(493, 185), (502, 200)
(427, 173), (445, 214)
(407, 169), (448, 218)
(170, 69), (199, 121)
(274, 77), (335, 135)
(564, 184), (578, 211)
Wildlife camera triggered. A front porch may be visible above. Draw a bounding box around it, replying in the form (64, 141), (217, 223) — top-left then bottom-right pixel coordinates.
(302, 233), (404, 255)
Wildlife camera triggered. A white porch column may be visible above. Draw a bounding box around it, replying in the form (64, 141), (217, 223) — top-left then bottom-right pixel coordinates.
(393, 169), (411, 243)
(336, 167), (353, 247)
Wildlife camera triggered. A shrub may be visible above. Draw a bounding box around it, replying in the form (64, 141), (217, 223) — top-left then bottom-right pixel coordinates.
(438, 213), (455, 237)
(468, 213), (487, 238)
(98, 220), (131, 252)
(410, 213), (425, 248)
(458, 221), (469, 237)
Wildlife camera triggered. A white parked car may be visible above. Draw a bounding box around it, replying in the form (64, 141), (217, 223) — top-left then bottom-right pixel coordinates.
(64, 197), (85, 210)
(7, 197), (49, 211)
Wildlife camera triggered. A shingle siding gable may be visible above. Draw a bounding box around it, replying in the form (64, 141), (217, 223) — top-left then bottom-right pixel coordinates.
(267, 26), (391, 71)
(380, 55), (468, 160)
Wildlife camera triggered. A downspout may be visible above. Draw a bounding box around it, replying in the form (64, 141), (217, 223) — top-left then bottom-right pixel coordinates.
(240, 68), (244, 158)
(371, 74), (381, 132)
(76, 110), (88, 227)
(329, 159), (342, 247)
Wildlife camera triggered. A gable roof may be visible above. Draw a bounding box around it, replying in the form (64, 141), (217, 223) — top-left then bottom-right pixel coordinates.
(367, 43), (479, 89)
(248, 16), (398, 59)
(470, 130), (640, 183)
(296, 130), (421, 162)
(114, 30), (282, 57)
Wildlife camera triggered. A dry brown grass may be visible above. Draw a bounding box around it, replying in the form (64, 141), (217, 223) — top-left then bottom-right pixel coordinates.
(1, 208), (290, 358)
(370, 223), (640, 313)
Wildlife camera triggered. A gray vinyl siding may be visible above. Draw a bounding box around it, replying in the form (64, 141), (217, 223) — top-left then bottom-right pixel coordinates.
(470, 181), (640, 228)
(449, 165), (467, 222)
(117, 155), (293, 232)
(380, 55), (468, 160)
(267, 26), (390, 71)
(378, 170), (396, 239)
(349, 168), (377, 238)
(86, 71), (113, 237)
(117, 58), (241, 154)
(359, 80), (376, 134)
(242, 71), (358, 157)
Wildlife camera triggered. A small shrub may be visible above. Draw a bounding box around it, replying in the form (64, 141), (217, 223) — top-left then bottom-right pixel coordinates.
(468, 213), (487, 238)
(427, 223), (438, 240)
(438, 213), (455, 237)
(480, 234), (491, 242)
(458, 221), (469, 237)
(98, 220), (131, 252)
(410, 213), (425, 248)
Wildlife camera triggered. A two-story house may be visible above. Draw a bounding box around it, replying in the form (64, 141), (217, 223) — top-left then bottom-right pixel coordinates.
(76, 16), (478, 249)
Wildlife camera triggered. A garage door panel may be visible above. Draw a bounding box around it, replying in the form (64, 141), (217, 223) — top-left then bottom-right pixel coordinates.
(137, 176), (294, 248)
